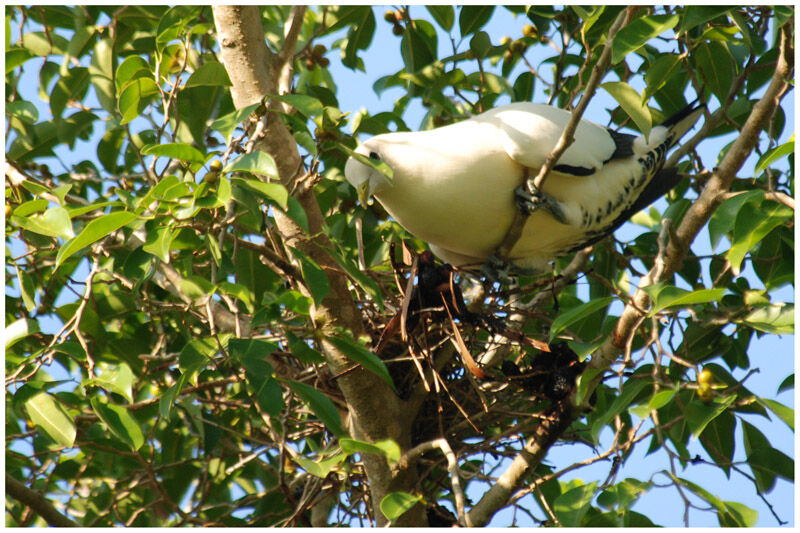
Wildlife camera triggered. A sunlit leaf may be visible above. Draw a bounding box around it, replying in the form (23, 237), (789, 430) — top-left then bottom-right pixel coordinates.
(141, 143), (206, 164)
(600, 81), (652, 138)
(224, 151), (279, 180)
(549, 296), (614, 342)
(288, 381), (346, 437)
(642, 283), (725, 316)
(185, 61), (231, 87)
(326, 335), (394, 389)
(26, 393), (76, 448)
(90, 397), (145, 451)
(612, 14), (679, 64)
(380, 492), (422, 521)
(56, 211), (137, 268)
(553, 481), (598, 526)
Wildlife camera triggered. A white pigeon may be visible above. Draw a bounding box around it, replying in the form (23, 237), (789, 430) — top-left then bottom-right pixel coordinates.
(344, 101), (704, 273)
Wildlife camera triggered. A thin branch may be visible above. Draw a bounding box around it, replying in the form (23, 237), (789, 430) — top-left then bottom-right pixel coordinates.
(398, 438), (470, 526)
(5, 474), (79, 527)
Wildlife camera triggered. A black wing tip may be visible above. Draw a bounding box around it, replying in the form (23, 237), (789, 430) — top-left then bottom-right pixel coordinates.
(660, 99), (707, 128)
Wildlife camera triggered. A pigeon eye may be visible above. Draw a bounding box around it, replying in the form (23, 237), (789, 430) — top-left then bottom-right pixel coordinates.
(368, 151), (380, 160)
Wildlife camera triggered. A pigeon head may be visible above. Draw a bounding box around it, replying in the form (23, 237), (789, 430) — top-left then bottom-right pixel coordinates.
(344, 137), (394, 205)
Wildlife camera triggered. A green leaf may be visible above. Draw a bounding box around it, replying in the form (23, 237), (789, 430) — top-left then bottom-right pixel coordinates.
(600, 81), (652, 139)
(156, 5), (202, 51)
(6, 47), (34, 73)
(699, 410), (735, 474)
(678, 6), (733, 34)
(777, 375), (793, 394)
(270, 93), (324, 118)
(591, 379), (649, 442)
(16, 267), (36, 312)
(142, 224), (176, 262)
(727, 201), (792, 275)
(513, 71), (535, 103)
(707, 189), (763, 251)
(648, 388), (678, 411)
(118, 77), (159, 125)
(553, 481), (598, 526)
(469, 31), (492, 59)
(323, 245), (383, 310)
(89, 36), (115, 113)
(549, 296), (614, 342)
(229, 338), (284, 416)
(718, 501), (758, 527)
(50, 67), (90, 120)
(287, 381), (345, 437)
(6, 100), (39, 123)
(224, 151), (279, 180)
(178, 337), (217, 377)
(141, 143), (206, 164)
(210, 102), (260, 141)
(231, 177), (288, 209)
(327, 335), (394, 389)
(287, 334), (326, 364)
(340, 438), (401, 466)
(743, 420), (793, 492)
(56, 211), (137, 268)
(747, 447), (794, 493)
(642, 283), (725, 316)
(426, 6), (454, 31)
(612, 14), (680, 64)
(342, 9), (375, 70)
(758, 398), (794, 431)
(458, 5), (494, 36)
(575, 367), (604, 406)
(91, 363), (135, 404)
(90, 397), (145, 451)
(5, 318), (40, 349)
(684, 394), (736, 438)
(694, 41), (733, 105)
(596, 478), (650, 512)
(293, 452), (347, 478)
(26, 393), (76, 448)
(15, 206), (74, 239)
(115, 55), (151, 92)
(755, 137), (794, 175)
(400, 23), (437, 74)
(288, 248), (330, 306)
(739, 303), (794, 335)
(185, 61), (231, 87)
(643, 54), (682, 101)
(22, 31), (68, 56)
(670, 474), (725, 511)
(285, 196), (309, 234)
(380, 492), (422, 521)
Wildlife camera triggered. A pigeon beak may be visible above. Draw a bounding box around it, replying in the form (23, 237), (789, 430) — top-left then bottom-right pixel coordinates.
(357, 181), (371, 206)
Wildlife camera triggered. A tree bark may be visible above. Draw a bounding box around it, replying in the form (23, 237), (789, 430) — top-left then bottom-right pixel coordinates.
(6, 473), (79, 527)
(211, 6), (424, 526)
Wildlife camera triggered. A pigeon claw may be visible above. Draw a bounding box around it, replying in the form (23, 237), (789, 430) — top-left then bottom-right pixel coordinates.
(482, 254), (513, 284)
(482, 253), (540, 282)
(514, 185), (568, 224)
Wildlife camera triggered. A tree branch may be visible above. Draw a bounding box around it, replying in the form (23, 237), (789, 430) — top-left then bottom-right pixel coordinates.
(212, 6), (423, 526)
(6, 473), (79, 527)
(275, 6), (306, 95)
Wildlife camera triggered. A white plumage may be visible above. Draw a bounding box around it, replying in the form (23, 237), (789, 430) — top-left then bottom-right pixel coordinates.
(345, 102), (704, 272)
